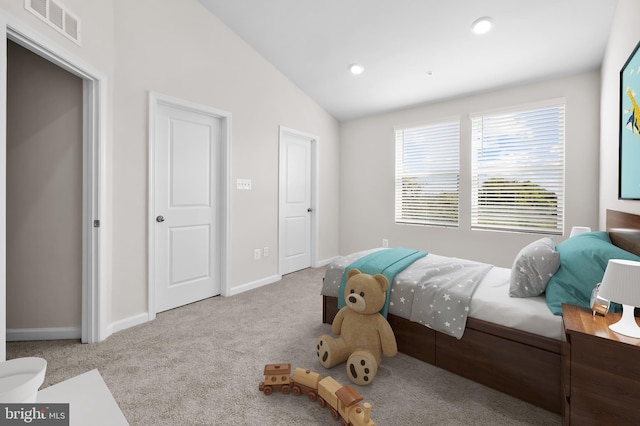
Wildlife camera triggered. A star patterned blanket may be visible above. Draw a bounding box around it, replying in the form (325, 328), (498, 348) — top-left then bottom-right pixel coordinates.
(323, 249), (493, 339)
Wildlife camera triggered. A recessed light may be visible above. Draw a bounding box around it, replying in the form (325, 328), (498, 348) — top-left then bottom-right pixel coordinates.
(349, 63), (364, 75)
(471, 17), (494, 35)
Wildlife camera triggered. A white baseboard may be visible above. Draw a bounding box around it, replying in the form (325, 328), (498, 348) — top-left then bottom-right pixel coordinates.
(105, 277), (281, 338)
(227, 274), (281, 296)
(7, 327), (81, 341)
(314, 256), (339, 268)
(105, 312), (149, 337)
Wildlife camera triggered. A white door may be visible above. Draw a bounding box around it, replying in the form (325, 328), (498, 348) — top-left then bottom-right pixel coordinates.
(154, 103), (221, 312)
(279, 130), (313, 274)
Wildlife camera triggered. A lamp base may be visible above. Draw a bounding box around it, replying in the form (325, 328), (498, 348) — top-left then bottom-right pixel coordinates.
(608, 304), (640, 338)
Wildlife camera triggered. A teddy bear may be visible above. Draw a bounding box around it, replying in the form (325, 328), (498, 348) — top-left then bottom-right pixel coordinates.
(316, 268), (397, 385)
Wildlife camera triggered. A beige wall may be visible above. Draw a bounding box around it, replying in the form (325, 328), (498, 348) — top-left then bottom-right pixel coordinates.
(599, 0), (640, 225)
(6, 41), (83, 329)
(110, 0), (340, 322)
(1, 0), (340, 333)
(340, 71), (601, 268)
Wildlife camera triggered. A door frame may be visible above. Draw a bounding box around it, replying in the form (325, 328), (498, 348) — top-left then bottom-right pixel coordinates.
(147, 92), (231, 320)
(0, 11), (107, 355)
(278, 126), (319, 275)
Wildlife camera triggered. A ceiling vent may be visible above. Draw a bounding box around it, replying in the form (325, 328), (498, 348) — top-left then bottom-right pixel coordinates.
(24, 0), (81, 45)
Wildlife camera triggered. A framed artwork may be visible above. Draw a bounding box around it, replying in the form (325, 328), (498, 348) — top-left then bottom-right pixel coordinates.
(619, 40), (640, 199)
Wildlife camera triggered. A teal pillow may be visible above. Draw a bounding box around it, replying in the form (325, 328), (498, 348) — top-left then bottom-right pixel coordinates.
(545, 231), (640, 315)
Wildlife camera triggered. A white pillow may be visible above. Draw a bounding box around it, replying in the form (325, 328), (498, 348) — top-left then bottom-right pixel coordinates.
(509, 237), (560, 297)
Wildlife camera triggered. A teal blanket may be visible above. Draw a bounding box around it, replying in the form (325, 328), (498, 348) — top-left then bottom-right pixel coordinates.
(337, 248), (428, 318)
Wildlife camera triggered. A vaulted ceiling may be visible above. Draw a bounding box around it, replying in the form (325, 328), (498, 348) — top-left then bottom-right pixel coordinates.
(199, 0), (618, 121)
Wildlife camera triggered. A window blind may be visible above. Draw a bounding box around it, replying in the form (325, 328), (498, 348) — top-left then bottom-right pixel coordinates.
(395, 120), (460, 226)
(471, 103), (565, 234)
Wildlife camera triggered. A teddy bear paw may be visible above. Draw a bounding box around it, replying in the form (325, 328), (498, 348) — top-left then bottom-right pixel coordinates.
(316, 336), (334, 368)
(346, 350), (378, 386)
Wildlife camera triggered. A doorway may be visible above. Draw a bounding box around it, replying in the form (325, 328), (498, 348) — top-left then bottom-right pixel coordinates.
(6, 40), (82, 340)
(0, 17), (107, 358)
(278, 126), (318, 275)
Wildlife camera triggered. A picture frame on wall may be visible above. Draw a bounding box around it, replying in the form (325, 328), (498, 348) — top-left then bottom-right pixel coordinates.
(619, 40), (640, 200)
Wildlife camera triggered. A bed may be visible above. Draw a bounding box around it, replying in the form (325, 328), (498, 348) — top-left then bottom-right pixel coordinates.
(322, 209), (640, 415)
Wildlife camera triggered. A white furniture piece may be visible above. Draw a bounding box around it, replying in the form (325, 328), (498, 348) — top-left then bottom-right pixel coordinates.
(37, 369), (128, 426)
(0, 357), (47, 403)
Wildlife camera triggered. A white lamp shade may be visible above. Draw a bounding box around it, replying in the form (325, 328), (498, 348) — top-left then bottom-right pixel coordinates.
(569, 226), (591, 237)
(598, 259), (640, 307)
(598, 259), (640, 338)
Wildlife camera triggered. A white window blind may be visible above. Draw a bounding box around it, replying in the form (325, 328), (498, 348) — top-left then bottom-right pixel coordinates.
(471, 103), (565, 234)
(395, 120), (460, 226)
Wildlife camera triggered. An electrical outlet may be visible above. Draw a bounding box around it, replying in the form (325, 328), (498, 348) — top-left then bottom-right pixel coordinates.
(263, 247), (269, 257)
(254, 249), (261, 260)
(237, 179), (252, 190)
(382, 239), (389, 248)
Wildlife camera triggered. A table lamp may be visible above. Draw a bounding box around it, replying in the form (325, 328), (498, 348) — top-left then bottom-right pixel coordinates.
(597, 259), (640, 338)
(570, 226), (591, 237)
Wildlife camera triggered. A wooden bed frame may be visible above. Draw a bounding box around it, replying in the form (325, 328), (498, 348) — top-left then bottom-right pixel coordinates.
(322, 209), (640, 415)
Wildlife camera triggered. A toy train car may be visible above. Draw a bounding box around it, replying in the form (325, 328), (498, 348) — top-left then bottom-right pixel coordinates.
(291, 368), (321, 401)
(259, 364), (375, 426)
(317, 376), (374, 426)
(258, 363), (291, 395)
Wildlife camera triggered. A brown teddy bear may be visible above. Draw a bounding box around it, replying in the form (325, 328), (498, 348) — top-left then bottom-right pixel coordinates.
(316, 269), (398, 385)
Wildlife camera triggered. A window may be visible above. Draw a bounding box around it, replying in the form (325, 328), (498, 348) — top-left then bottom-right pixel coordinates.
(395, 120), (460, 226)
(471, 102), (565, 234)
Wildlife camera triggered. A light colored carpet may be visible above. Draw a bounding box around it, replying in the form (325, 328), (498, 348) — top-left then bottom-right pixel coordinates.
(7, 267), (561, 425)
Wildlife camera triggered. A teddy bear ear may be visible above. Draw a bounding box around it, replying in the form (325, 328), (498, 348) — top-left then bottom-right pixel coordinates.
(373, 274), (389, 292)
(347, 268), (361, 280)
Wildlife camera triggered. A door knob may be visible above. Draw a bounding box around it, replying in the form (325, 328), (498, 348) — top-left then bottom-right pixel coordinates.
(307, 208), (313, 213)
(156, 215), (165, 223)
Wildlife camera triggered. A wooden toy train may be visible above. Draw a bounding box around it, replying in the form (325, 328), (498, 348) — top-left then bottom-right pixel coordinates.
(259, 363), (375, 426)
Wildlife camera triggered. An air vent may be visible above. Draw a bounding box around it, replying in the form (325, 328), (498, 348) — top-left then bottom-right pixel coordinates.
(24, 0), (81, 45)
(29, 0), (47, 18)
(48, 2), (63, 30)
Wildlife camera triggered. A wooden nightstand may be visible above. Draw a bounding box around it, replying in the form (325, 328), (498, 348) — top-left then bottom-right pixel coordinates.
(562, 303), (640, 425)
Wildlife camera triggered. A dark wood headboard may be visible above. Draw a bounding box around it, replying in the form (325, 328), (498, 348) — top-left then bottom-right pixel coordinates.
(606, 209), (640, 257)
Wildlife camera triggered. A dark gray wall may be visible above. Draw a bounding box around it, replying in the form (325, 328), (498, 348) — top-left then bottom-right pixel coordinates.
(7, 40), (82, 331)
